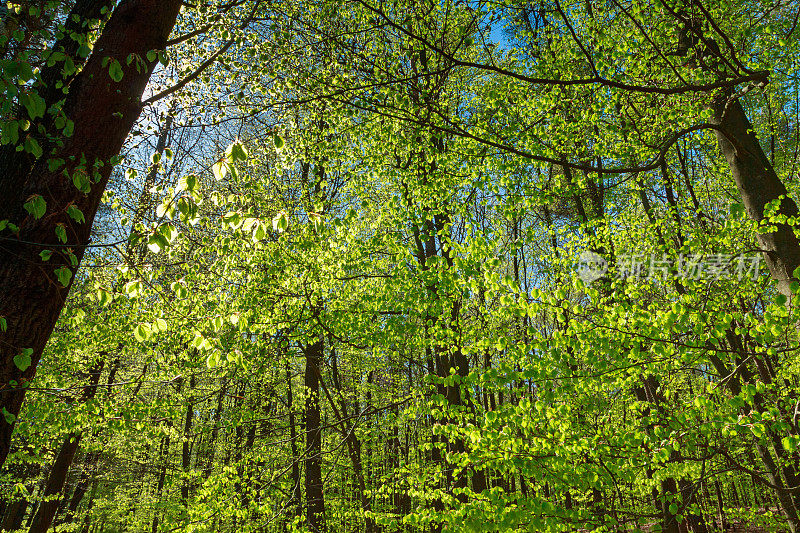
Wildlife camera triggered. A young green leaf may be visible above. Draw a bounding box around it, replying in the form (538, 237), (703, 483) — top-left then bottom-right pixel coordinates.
(66, 205), (85, 224)
(13, 349), (32, 372)
(55, 224), (67, 243)
(133, 323), (151, 343)
(272, 211), (288, 232)
(109, 59), (123, 82)
(23, 194), (46, 219)
(2, 408), (15, 425)
(54, 266), (72, 287)
(212, 161), (229, 180)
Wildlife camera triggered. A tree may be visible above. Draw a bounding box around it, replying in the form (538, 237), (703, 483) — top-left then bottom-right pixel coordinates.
(0, 0), (182, 468)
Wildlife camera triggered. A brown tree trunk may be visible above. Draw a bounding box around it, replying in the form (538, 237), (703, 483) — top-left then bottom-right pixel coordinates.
(303, 338), (326, 532)
(0, 0), (115, 219)
(59, 357), (119, 528)
(60, 450), (99, 527)
(0, 0), (182, 469)
(711, 95), (800, 298)
(319, 353), (375, 532)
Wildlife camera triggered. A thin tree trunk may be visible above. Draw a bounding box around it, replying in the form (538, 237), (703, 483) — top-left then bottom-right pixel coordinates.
(2, 497), (27, 531)
(77, 480), (98, 533)
(59, 357), (120, 527)
(319, 355), (375, 532)
(303, 338), (326, 533)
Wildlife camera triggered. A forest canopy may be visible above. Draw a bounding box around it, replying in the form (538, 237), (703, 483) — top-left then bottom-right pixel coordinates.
(0, 0), (799, 532)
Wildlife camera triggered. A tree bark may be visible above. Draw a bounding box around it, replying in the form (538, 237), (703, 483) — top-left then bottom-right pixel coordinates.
(0, 0), (182, 469)
(0, 0), (115, 219)
(303, 338), (326, 532)
(711, 95), (800, 298)
(202, 377), (227, 479)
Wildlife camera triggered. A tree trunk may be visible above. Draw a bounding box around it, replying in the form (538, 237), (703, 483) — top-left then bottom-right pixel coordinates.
(303, 338), (326, 532)
(60, 451), (99, 527)
(0, 0), (115, 219)
(59, 357), (120, 527)
(711, 95), (800, 298)
(0, 0), (182, 470)
(319, 354), (375, 532)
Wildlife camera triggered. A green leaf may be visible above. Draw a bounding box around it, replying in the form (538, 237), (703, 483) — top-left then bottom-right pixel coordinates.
(19, 91), (45, 119)
(24, 136), (42, 158)
(212, 160), (229, 180)
(55, 224), (67, 243)
(108, 59), (123, 82)
(273, 134), (285, 149)
(47, 158), (64, 172)
(229, 141), (248, 161)
(13, 348), (32, 371)
(253, 222), (266, 242)
(124, 280), (142, 299)
(39, 250), (53, 261)
(66, 205), (85, 224)
(147, 234), (169, 254)
(158, 223), (177, 243)
(133, 323), (151, 343)
(272, 211), (288, 232)
(72, 170), (90, 193)
(154, 318), (168, 332)
(0, 317), (6, 332)
(1, 121), (19, 145)
(156, 200), (175, 219)
(2, 408), (16, 425)
(96, 289), (112, 306)
(54, 266), (72, 287)
(23, 194), (46, 219)
(177, 174), (198, 192)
